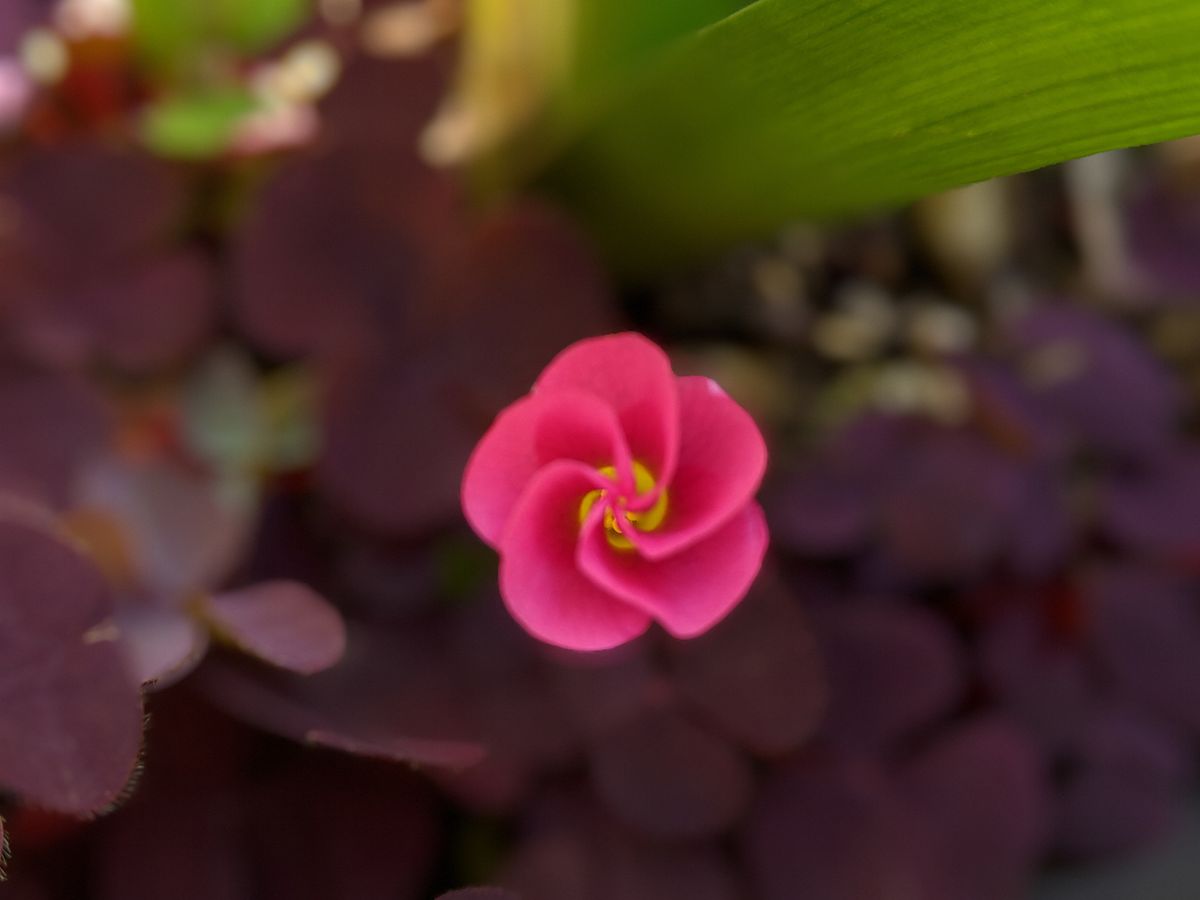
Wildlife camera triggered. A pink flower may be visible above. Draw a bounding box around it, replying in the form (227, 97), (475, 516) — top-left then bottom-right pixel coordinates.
(462, 333), (769, 651)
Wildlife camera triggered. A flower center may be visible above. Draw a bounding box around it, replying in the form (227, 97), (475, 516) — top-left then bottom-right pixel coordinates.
(577, 461), (668, 550)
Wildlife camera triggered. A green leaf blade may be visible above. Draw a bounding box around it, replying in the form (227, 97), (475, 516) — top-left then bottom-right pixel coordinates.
(525, 0), (1200, 270)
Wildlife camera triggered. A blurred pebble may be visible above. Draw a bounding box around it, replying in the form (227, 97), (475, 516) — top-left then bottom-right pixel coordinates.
(914, 178), (1014, 294)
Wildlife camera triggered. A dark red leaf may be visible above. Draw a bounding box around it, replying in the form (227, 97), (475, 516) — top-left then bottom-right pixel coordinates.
(600, 837), (745, 900)
(502, 791), (743, 900)
(195, 627), (486, 769)
(76, 250), (217, 372)
(434, 749), (532, 816)
(93, 782), (250, 900)
(3, 143), (184, 267)
(877, 428), (1024, 581)
(75, 456), (253, 597)
(1004, 307), (1181, 461)
(112, 605), (209, 688)
(766, 467), (872, 556)
(200, 581), (346, 675)
(0, 368), (109, 508)
(898, 717), (1050, 900)
(589, 706), (753, 839)
(0, 512), (143, 815)
(1054, 707), (1190, 859)
(316, 350), (477, 534)
(671, 578), (825, 756)
(231, 145), (454, 360)
(978, 610), (1094, 752)
(813, 605), (965, 750)
(549, 642), (658, 739)
(1085, 564), (1200, 736)
(744, 754), (944, 900)
(1099, 450), (1200, 558)
(246, 759), (442, 900)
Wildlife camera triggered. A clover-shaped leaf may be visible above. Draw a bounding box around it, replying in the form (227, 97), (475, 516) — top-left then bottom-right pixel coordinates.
(0, 509), (143, 815)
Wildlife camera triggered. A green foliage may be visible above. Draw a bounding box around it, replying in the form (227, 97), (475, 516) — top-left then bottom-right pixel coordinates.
(131, 0), (310, 71)
(129, 0), (311, 159)
(460, 0), (1200, 271)
(213, 0), (312, 53)
(567, 0), (750, 96)
(445, 0), (751, 199)
(129, 0), (206, 72)
(140, 89), (257, 159)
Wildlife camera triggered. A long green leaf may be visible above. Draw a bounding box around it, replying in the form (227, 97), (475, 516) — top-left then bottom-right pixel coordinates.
(441, 0), (749, 196)
(505, 0), (1200, 270)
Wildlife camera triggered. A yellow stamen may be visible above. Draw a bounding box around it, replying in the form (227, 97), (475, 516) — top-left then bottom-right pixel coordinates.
(577, 461), (668, 550)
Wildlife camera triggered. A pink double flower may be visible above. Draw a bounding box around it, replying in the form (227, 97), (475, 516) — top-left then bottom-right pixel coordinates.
(462, 333), (769, 650)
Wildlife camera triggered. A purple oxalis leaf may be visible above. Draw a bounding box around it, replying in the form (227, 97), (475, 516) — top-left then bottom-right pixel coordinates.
(195, 626), (486, 769)
(897, 716), (1050, 900)
(1053, 707), (1191, 859)
(670, 577), (826, 756)
(0, 368), (109, 508)
(0, 510), (143, 815)
(745, 754), (945, 900)
(978, 608), (1094, 752)
(548, 642), (658, 740)
(502, 791), (744, 900)
(112, 605), (209, 689)
(1085, 564), (1200, 737)
(198, 581), (346, 675)
(1005, 306), (1181, 461)
(877, 428), (1025, 581)
(1099, 449), (1200, 559)
(74, 456), (253, 598)
(244, 759), (443, 900)
(813, 605), (966, 751)
(588, 706), (753, 840)
(73, 250), (217, 373)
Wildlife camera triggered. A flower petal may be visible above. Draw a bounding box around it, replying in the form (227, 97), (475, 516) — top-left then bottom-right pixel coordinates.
(578, 503), (767, 639)
(629, 377), (767, 559)
(535, 333), (680, 483)
(499, 462), (650, 650)
(463, 390), (632, 547)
